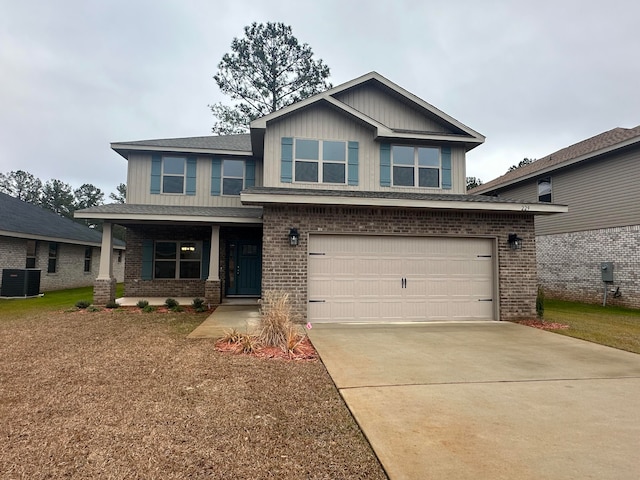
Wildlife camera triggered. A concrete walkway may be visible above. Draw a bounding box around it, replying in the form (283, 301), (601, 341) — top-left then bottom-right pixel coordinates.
(308, 321), (640, 480)
(188, 305), (260, 339)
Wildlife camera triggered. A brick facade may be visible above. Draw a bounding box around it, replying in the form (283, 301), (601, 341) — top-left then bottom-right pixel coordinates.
(261, 205), (537, 322)
(0, 235), (124, 294)
(537, 225), (640, 308)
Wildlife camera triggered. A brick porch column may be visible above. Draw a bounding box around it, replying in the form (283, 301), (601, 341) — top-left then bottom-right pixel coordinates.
(205, 225), (221, 305)
(94, 222), (116, 305)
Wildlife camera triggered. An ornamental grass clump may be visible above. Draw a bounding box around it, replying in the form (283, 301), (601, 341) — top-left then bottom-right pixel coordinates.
(258, 290), (305, 354)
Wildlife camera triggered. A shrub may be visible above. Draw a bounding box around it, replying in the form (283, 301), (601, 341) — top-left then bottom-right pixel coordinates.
(192, 298), (207, 312)
(75, 300), (91, 309)
(171, 305), (184, 312)
(164, 298), (179, 309)
(142, 305), (156, 313)
(237, 333), (260, 354)
(258, 290), (303, 351)
(87, 306), (102, 312)
(105, 300), (119, 309)
(536, 286), (545, 319)
(136, 299), (149, 309)
(219, 328), (243, 344)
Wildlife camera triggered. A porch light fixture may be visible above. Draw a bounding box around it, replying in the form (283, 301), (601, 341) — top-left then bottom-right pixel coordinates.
(508, 233), (523, 250)
(288, 228), (299, 246)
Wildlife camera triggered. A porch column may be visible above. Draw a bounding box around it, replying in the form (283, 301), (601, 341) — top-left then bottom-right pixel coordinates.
(94, 221), (116, 305)
(208, 225), (220, 281)
(205, 225), (221, 305)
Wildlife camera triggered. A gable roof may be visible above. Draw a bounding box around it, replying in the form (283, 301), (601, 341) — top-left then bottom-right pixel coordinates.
(111, 134), (252, 158)
(0, 192), (125, 247)
(471, 126), (640, 194)
(250, 71), (485, 153)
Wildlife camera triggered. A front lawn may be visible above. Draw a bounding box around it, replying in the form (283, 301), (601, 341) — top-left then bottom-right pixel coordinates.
(0, 297), (386, 479)
(543, 299), (640, 354)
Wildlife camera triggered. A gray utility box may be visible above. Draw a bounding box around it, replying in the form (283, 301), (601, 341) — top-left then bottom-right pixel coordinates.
(1, 269), (41, 297)
(600, 262), (614, 283)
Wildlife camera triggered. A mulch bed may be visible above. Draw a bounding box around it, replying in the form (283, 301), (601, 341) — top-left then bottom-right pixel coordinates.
(215, 336), (318, 361)
(517, 319), (570, 330)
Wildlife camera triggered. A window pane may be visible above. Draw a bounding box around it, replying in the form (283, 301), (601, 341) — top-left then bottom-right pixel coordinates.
(48, 259), (56, 274)
(418, 147), (439, 167)
(392, 146), (414, 165)
(180, 242), (201, 260)
(295, 161), (318, 182)
(295, 139), (319, 160)
(223, 159), (244, 177)
(419, 168), (439, 187)
(323, 141), (346, 161)
(155, 261), (176, 279)
(163, 176), (184, 194)
(393, 166), (414, 186)
(26, 258), (36, 269)
(180, 261), (200, 279)
(155, 242), (176, 260)
(163, 157), (185, 174)
(223, 178), (243, 195)
(27, 240), (36, 257)
(241, 244), (258, 256)
(323, 163), (345, 183)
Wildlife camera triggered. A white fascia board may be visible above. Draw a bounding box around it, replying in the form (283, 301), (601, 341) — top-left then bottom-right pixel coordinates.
(0, 230), (108, 248)
(377, 131), (484, 146)
(111, 143), (253, 157)
(73, 212), (263, 224)
(240, 192), (568, 215)
(475, 136), (640, 193)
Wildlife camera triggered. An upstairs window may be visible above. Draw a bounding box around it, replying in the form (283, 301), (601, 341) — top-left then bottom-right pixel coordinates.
(26, 240), (37, 269)
(392, 146), (440, 188)
(294, 139), (346, 184)
(162, 157), (186, 194)
(154, 241), (201, 279)
(538, 177), (552, 202)
(222, 159), (245, 195)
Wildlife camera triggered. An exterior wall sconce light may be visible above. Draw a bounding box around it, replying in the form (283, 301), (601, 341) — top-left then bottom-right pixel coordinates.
(508, 233), (523, 250)
(289, 228), (299, 246)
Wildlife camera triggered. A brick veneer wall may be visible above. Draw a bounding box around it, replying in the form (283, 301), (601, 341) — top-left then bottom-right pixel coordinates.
(537, 225), (640, 308)
(1, 235), (124, 293)
(261, 205), (537, 322)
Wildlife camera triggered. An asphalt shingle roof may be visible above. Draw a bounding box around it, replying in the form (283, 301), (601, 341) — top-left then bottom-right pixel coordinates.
(113, 134), (252, 152)
(471, 125), (640, 193)
(76, 203), (263, 219)
(0, 192), (124, 246)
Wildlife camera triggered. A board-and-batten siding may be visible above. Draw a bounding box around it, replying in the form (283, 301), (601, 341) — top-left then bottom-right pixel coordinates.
(493, 147), (640, 235)
(263, 104), (467, 194)
(126, 153), (262, 207)
(333, 84), (452, 133)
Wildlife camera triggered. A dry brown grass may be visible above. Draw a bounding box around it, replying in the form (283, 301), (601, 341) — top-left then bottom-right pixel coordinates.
(0, 309), (386, 479)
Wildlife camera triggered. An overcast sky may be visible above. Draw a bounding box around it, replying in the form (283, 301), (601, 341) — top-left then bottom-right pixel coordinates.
(1, 0), (638, 197)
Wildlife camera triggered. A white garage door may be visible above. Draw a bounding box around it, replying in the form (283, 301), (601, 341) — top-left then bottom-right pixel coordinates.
(308, 235), (495, 322)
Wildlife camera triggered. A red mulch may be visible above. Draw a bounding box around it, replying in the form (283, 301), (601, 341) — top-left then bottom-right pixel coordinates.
(215, 337), (318, 361)
(517, 320), (570, 330)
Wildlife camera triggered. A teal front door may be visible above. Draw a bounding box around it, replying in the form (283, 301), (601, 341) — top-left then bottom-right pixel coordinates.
(226, 240), (262, 296)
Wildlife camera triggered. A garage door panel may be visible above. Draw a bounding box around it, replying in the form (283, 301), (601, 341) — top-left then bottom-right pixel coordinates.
(308, 235), (496, 323)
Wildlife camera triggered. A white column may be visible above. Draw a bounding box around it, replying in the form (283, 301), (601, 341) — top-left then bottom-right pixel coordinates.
(97, 222), (114, 280)
(207, 225), (220, 281)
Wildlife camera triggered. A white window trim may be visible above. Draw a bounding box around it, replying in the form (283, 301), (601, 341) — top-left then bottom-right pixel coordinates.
(293, 138), (347, 185)
(538, 176), (552, 202)
(391, 145), (442, 188)
(153, 240), (202, 280)
(161, 156), (186, 195)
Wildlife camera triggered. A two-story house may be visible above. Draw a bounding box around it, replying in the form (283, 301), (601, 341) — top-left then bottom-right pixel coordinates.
(77, 72), (565, 322)
(470, 126), (640, 308)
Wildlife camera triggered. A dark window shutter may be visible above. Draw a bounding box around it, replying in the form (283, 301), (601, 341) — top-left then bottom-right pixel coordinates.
(348, 141), (359, 186)
(441, 146), (452, 190)
(150, 155), (161, 194)
(211, 158), (221, 196)
(142, 239), (153, 280)
(380, 143), (391, 187)
(186, 157), (197, 195)
(245, 158), (256, 188)
(281, 137), (293, 183)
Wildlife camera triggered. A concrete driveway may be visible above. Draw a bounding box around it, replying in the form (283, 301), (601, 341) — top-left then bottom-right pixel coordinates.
(308, 322), (640, 480)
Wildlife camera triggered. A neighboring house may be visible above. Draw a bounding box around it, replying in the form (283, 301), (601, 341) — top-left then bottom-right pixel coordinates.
(0, 192), (125, 295)
(77, 72), (565, 322)
(470, 126), (640, 308)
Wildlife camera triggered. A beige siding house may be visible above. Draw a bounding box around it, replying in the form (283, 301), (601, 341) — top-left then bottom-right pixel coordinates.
(78, 72), (565, 321)
(470, 126), (640, 308)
